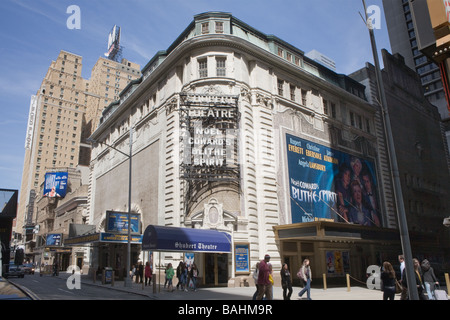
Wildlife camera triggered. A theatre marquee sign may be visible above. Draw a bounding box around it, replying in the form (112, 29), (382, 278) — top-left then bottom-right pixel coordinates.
(179, 93), (240, 182)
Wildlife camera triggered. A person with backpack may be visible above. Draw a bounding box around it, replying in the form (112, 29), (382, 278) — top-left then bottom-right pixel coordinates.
(421, 259), (439, 300)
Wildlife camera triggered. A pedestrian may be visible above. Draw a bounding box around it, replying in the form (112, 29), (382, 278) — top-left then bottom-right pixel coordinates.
(130, 264), (135, 282)
(52, 261), (58, 276)
(421, 259), (439, 300)
(176, 261), (183, 290)
(268, 263), (274, 299)
(144, 261), (152, 286)
(398, 255), (407, 300)
(138, 261), (144, 284)
(164, 264), (169, 288)
(380, 261), (396, 300)
(298, 258), (312, 300)
(182, 262), (188, 292)
(280, 263), (293, 300)
(166, 263), (174, 292)
(252, 262), (259, 300)
(189, 263), (199, 291)
(256, 254), (272, 300)
(402, 258), (426, 300)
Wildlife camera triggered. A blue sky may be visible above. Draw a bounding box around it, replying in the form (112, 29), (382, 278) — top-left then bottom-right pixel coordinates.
(0, 0), (390, 192)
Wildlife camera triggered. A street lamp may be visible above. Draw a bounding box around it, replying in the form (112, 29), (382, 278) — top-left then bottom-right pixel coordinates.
(87, 126), (134, 288)
(361, 0), (419, 300)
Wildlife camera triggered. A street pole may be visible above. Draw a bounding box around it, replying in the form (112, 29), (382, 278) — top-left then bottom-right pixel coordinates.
(362, 0), (419, 300)
(124, 127), (133, 288)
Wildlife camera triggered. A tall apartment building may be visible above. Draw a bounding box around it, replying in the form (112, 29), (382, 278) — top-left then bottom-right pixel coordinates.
(80, 57), (141, 165)
(16, 50), (140, 254)
(17, 50), (86, 244)
(383, 0), (450, 150)
(383, 0), (446, 112)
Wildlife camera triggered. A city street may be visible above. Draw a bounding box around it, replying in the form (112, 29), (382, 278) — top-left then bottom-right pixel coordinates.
(6, 270), (400, 301)
(7, 274), (149, 300)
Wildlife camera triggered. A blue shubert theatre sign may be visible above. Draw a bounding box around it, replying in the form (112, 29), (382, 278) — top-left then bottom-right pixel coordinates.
(286, 133), (382, 227)
(142, 225), (232, 253)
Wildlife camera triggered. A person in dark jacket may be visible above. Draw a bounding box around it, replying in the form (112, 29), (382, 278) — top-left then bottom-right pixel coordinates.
(380, 261), (396, 300)
(402, 258), (426, 300)
(280, 263), (293, 300)
(421, 259), (439, 300)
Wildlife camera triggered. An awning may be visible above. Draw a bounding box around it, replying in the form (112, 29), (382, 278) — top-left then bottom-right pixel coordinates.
(142, 225), (232, 253)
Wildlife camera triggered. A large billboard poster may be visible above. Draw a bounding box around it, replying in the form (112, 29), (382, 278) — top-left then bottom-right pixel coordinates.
(106, 211), (141, 235)
(43, 172), (68, 198)
(286, 133), (381, 227)
(46, 233), (62, 246)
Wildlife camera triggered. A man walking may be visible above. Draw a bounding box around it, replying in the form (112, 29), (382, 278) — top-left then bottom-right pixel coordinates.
(256, 254), (272, 300)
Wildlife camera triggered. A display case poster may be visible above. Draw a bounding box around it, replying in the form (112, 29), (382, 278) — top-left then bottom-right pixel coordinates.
(326, 251), (350, 276)
(286, 133), (381, 227)
(235, 243), (250, 274)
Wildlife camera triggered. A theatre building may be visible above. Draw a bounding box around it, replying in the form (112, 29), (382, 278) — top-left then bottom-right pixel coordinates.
(84, 12), (418, 286)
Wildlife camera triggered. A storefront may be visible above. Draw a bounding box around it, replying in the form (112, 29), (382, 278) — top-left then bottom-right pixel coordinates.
(64, 231), (142, 279)
(142, 225), (232, 287)
(274, 221), (402, 286)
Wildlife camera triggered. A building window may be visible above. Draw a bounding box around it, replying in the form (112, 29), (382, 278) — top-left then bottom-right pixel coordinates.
(199, 59), (208, 78)
(278, 48), (284, 58)
(278, 79), (284, 96)
(330, 102), (337, 119)
(366, 118), (371, 134)
(215, 22), (224, 33)
(301, 90), (307, 106)
(350, 111), (355, 127)
(201, 22), (209, 34)
(216, 58), (226, 77)
(290, 85), (296, 101)
(286, 52), (292, 62)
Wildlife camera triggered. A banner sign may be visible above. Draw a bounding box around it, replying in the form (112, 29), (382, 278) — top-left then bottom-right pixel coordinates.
(106, 211), (141, 234)
(46, 233), (62, 246)
(100, 233), (142, 243)
(286, 133), (381, 227)
(25, 95), (37, 150)
(43, 172), (68, 198)
(179, 93), (240, 182)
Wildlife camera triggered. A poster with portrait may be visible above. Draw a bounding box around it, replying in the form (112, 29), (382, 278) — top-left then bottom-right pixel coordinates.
(326, 250), (350, 276)
(43, 172), (68, 198)
(286, 133), (381, 227)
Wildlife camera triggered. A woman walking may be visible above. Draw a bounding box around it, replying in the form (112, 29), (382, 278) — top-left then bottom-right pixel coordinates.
(280, 263), (293, 300)
(298, 259), (312, 300)
(380, 261), (396, 300)
(166, 263), (174, 292)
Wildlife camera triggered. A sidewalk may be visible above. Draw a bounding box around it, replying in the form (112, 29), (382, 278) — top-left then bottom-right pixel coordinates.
(58, 272), (395, 300)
